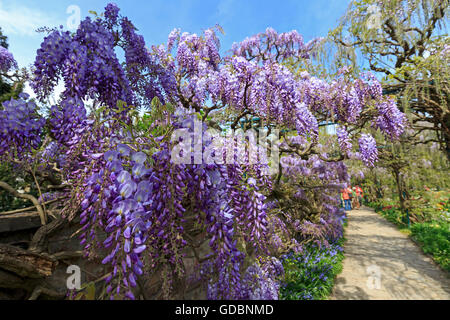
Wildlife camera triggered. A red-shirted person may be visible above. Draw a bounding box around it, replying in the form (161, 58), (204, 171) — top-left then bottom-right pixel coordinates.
(341, 187), (352, 211)
(354, 185), (363, 209)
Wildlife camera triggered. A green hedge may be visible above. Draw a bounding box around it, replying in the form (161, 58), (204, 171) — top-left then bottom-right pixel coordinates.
(410, 221), (450, 272)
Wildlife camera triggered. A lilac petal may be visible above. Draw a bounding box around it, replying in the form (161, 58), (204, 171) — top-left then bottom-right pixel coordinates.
(123, 226), (131, 239)
(124, 239), (131, 253)
(104, 150), (119, 162)
(119, 181), (137, 199)
(131, 151), (147, 164)
(108, 160), (123, 172)
(117, 143), (131, 157)
(132, 164), (148, 178)
(134, 190), (148, 203)
(117, 170), (131, 184)
(133, 245), (146, 254)
(137, 181), (152, 193)
(125, 291), (135, 300)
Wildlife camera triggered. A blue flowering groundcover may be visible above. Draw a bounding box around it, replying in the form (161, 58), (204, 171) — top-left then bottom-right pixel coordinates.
(279, 238), (345, 300)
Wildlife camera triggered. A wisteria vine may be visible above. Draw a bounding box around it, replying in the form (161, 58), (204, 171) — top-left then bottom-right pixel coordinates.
(0, 3), (408, 300)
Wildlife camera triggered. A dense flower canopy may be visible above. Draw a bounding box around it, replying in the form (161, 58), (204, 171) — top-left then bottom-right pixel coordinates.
(0, 3), (408, 300)
(149, 26), (406, 148)
(358, 133), (378, 167)
(0, 93), (44, 159)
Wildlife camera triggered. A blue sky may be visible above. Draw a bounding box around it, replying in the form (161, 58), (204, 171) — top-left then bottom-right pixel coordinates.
(1, 0), (350, 69)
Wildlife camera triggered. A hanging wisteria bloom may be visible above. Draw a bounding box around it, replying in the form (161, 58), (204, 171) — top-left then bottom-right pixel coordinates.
(0, 93), (45, 159)
(358, 133), (378, 167)
(12, 3), (407, 301)
(372, 97), (406, 140)
(0, 46), (17, 72)
(336, 126), (352, 156)
(358, 170), (365, 179)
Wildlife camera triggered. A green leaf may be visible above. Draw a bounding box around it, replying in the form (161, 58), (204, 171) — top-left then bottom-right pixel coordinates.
(85, 283), (96, 300)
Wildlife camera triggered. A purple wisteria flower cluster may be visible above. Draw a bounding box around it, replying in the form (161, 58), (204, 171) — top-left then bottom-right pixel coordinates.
(336, 126), (352, 156)
(231, 27), (321, 63)
(0, 93), (45, 159)
(0, 46), (17, 72)
(74, 111), (271, 299)
(80, 145), (156, 300)
(32, 19), (133, 109)
(151, 26), (406, 154)
(238, 257), (284, 300)
(372, 97), (406, 140)
(206, 256), (284, 300)
(1, 3), (408, 300)
(358, 133), (379, 167)
(48, 97), (87, 144)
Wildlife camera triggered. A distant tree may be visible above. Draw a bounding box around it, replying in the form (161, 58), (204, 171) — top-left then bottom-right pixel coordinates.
(331, 0), (450, 159)
(0, 27), (24, 102)
(0, 27), (7, 49)
(351, 128), (449, 217)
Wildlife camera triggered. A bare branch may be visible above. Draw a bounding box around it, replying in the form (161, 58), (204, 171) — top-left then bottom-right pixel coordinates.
(0, 181), (47, 225)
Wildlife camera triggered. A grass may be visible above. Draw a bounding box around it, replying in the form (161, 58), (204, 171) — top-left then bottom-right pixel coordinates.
(399, 228), (412, 236)
(410, 221), (450, 272)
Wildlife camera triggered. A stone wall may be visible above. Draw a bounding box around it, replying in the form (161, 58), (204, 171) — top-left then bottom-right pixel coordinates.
(0, 213), (210, 300)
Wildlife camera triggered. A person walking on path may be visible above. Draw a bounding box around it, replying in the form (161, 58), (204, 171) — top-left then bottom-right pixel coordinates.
(342, 187), (352, 211)
(351, 187), (358, 209)
(354, 185), (363, 208)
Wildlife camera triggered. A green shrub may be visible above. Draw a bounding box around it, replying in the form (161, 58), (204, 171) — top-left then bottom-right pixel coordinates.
(0, 162), (37, 211)
(411, 221), (450, 272)
(375, 205), (408, 227)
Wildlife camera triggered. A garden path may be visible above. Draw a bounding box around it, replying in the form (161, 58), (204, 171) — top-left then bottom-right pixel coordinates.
(331, 207), (450, 299)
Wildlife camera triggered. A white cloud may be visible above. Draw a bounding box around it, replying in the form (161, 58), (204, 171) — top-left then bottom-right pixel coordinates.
(0, 2), (60, 36)
(216, 0), (235, 19)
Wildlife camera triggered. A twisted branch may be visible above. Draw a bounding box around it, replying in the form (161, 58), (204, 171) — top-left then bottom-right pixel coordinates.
(0, 181), (47, 225)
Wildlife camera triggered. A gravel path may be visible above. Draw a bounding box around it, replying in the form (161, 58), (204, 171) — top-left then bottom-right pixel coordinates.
(331, 207), (450, 300)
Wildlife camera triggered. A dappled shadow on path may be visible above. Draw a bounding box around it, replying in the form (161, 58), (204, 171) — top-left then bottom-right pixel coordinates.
(332, 207), (450, 300)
